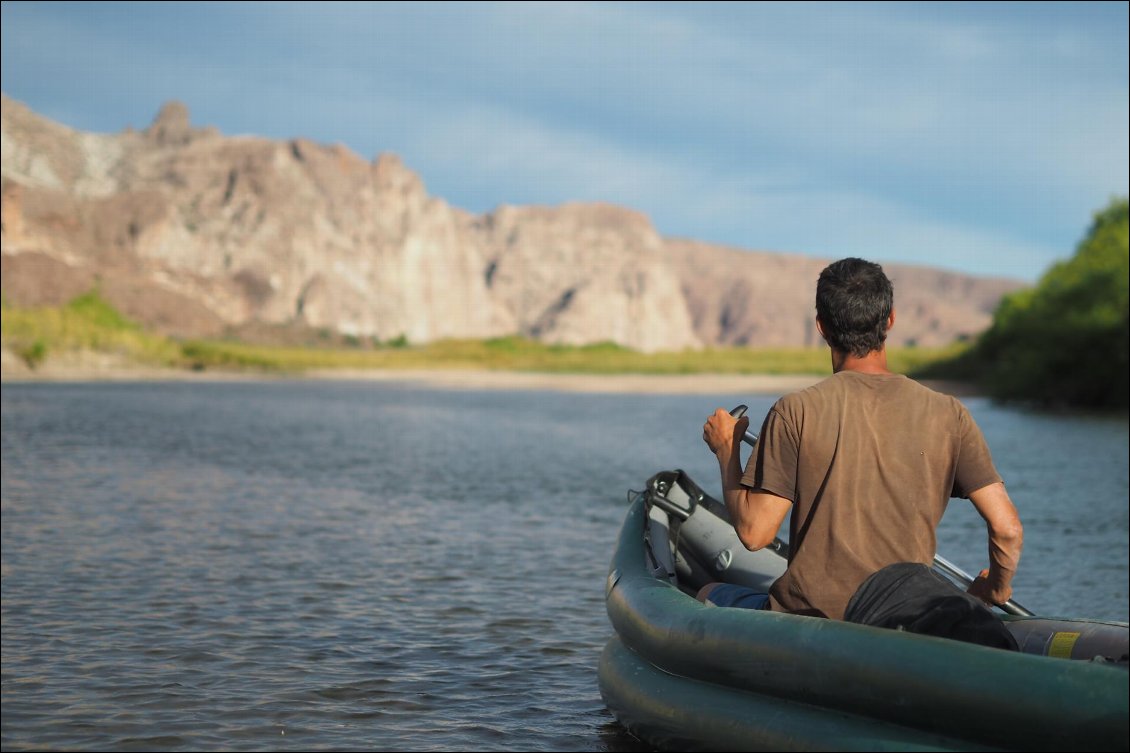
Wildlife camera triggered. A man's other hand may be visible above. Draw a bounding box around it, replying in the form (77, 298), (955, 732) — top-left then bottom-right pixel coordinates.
(967, 568), (1012, 607)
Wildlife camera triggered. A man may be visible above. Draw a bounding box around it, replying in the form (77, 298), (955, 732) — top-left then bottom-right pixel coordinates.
(700, 257), (1023, 620)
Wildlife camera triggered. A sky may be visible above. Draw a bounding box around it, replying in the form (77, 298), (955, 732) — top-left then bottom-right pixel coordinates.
(2, 1), (1127, 283)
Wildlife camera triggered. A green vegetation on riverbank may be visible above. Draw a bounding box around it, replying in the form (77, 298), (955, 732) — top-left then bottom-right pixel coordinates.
(1, 291), (182, 368)
(2, 293), (964, 378)
(916, 197), (1128, 411)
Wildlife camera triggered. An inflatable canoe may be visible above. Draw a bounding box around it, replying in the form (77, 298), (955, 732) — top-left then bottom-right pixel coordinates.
(599, 468), (1129, 752)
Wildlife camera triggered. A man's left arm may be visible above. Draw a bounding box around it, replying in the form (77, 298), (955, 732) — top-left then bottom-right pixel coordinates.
(951, 406), (1022, 606)
(966, 482), (1023, 607)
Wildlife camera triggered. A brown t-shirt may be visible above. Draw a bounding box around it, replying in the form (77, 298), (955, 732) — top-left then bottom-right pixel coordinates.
(741, 371), (1001, 620)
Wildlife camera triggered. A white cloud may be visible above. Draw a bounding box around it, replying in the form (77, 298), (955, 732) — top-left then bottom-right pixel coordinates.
(403, 99), (1058, 280)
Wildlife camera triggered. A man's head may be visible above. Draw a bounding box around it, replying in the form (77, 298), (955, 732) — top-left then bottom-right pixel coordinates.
(815, 258), (894, 357)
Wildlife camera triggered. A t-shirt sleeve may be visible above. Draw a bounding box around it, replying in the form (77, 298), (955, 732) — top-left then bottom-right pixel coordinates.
(951, 404), (1002, 498)
(740, 406), (799, 502)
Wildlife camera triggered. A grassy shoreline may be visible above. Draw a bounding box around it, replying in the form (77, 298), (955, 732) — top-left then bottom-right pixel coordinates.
(2, 293), (971, 380)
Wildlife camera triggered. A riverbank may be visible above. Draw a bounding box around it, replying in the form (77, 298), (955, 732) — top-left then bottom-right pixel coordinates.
(0, 347), (983, 396)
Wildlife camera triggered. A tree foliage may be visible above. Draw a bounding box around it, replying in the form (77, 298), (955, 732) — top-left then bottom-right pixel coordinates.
(975, 197), (1129, 410)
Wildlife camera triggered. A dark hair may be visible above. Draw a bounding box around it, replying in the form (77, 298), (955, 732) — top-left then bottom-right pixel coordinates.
(815, 258), (893, 357)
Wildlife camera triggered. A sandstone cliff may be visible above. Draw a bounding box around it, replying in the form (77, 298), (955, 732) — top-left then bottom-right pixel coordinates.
(1, 94), (1023, 350)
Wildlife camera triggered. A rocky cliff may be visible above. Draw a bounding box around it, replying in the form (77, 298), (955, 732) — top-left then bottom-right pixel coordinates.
(1, 94), (1022, 350)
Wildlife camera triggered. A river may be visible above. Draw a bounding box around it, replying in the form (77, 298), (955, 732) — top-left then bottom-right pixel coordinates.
(2, 380), (1127, 750)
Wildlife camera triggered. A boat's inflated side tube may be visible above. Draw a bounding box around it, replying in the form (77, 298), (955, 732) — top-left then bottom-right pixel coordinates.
(1005, 615), (1129, 664)
(673, 499), (786, 593)
(600, 634), (989, 752)
(643, 469), (787, 594)
(603, 493), (1129, 753)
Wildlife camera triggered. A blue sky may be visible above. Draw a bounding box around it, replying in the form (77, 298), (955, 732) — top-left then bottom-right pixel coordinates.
(2, 1), (1127, 282)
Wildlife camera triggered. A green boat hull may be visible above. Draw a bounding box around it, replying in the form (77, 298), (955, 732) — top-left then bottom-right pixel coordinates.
(600, 492), (1129, 752)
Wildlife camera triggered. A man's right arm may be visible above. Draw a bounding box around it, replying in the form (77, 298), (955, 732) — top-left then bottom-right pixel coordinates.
(966, 481), (1023, 606)
(703, 408), (792, 551)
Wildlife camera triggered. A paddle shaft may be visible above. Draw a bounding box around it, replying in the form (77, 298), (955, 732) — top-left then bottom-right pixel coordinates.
(727, 405), (1034, 617)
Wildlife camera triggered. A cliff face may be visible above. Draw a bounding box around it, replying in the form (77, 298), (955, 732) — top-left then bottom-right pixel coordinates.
(662, 240), (1020, 349)
(1, 95), (515, 342)
(476, 203), (701, 351)
(1, 94), (1023, 350)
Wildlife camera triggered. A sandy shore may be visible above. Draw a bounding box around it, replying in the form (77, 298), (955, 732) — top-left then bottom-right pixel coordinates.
(303, 368), (828, 395)
(1, 363), (823, 395)
(0, 347), (816, 394)
(1, 365), (980, 397)
(1, 347), (978, 397)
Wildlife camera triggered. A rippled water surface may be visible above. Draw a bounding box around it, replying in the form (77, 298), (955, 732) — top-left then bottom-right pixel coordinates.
(2, 381), (1127, 751)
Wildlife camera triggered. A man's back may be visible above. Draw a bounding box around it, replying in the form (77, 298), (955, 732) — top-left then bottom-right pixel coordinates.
(742, 371), (1001, 619)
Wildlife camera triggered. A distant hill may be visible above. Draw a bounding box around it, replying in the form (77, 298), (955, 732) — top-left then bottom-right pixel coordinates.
(1, 93), (1023, 351)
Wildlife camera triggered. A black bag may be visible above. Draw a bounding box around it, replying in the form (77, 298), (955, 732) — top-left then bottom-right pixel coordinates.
(844, 562), (1018, 651)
